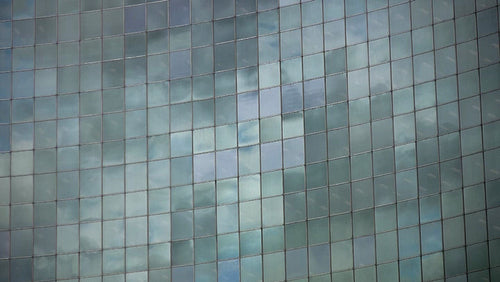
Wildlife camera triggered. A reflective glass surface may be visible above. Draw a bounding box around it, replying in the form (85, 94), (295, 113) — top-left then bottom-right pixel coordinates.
(1, 0), (499, 281)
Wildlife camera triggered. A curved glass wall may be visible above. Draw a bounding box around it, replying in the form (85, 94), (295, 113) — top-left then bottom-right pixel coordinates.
(0, 0), (499, 281)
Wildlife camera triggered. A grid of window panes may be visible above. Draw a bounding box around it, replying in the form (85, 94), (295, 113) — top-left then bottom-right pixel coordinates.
(0, 0), (500, 281)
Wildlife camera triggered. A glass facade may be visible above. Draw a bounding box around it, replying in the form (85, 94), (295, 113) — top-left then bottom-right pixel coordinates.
(0, 0), (500, 281)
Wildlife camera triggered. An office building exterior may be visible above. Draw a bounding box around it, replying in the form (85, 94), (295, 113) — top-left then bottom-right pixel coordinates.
(0, 0), (499, 281)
